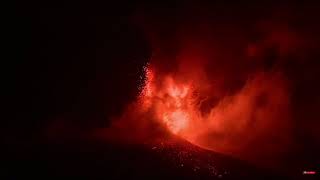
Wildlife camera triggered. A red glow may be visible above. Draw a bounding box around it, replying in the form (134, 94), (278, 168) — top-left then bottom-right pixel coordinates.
(140, 71), (197, 138)
(163, 110), (189, 134)
(303, 171), (316, 175)
(107, 9), (295, 167)
(134, 57), (291, 166)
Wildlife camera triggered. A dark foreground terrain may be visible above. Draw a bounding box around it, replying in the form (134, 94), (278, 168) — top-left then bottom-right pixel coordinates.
(4, 137), (295, 180)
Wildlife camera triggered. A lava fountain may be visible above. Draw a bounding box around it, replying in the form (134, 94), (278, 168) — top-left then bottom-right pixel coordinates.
(103, 6), (294, 168)
(120, 54), (292, 168)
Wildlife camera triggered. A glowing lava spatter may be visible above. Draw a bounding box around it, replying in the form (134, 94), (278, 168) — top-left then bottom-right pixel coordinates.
(140, 66), (198, 137)
(136, 61), (290, 165)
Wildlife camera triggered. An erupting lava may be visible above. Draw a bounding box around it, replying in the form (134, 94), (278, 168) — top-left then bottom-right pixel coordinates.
(133, 59), (291, 166)
(106, 8), (293, 166)
(140, 66), (196, 138)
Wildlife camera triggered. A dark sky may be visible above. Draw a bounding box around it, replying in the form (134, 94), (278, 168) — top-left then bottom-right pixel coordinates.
(8, 1), (151, 140)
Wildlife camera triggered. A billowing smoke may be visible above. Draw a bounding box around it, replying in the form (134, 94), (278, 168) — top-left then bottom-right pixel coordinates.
(101, 2), (319, 170)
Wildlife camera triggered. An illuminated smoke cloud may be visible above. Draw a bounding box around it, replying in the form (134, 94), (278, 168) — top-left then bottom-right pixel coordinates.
(102, 3), (315, 169)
